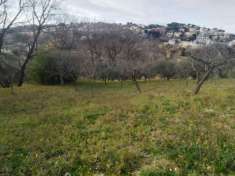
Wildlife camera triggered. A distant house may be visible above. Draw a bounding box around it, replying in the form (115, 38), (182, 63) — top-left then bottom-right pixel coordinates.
(168, 39), (181, 45)
(189, 27), (198, 32)
(228, 40), (235, 47)
(168, 39), (176, 45)
(195, 32), (214, 45)
(166, 32), (174, 38)
(174, 32), (183, 38)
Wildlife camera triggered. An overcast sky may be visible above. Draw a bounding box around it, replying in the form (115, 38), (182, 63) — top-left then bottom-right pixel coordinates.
(61, 0), (235, 33)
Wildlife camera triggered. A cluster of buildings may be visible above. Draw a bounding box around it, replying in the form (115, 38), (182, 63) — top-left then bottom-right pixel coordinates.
(128, 22), (235, 47)
(4, 22), (235, 51)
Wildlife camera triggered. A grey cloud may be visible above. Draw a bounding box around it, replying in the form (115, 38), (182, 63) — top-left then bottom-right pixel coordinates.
(61, 0), (235, 33)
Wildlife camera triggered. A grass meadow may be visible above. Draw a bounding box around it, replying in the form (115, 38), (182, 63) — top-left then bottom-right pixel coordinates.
(0, 80), (235, 175)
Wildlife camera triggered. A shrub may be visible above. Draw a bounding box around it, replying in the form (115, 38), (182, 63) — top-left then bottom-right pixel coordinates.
(216, 60), (235, 78)
(28, 49), (80, 85)
(175, 60), (196, 79)
(95, 63), (121, 81)
(0, 53), (20, 87)
(150, 60), (176, 80)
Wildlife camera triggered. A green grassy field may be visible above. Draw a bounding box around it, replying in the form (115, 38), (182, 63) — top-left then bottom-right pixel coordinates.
(0, 80), (235, 176)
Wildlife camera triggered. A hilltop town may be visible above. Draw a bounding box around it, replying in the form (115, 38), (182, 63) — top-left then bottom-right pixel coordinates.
(3, 22), (235, 53)
(126, 22), (235, 47)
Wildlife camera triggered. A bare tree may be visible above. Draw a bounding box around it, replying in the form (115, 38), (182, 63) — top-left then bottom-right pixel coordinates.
(188, 43), (235, 95)
(101, 27), (125, 83)
(81, 23), (105, 79)
(0, 0), (25, 53)
(0, 0), (26, 89)
(121, 30), (143, 93)
(17, 0), (57, 86)
(50, 14), (78, 50)
(0, 0), (7, 6)
(48, 16), (80, 85)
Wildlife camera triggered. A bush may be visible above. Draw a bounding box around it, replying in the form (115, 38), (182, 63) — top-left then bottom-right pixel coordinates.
(216, 61), (235, 78)
(150, 60), (176, 80)
(0, 53), (20, 87)
(175, 60), (196, 79)
(28, 49), (80, 85)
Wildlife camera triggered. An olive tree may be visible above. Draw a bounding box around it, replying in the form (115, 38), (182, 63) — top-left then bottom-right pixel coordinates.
(188, 43), (235, 95)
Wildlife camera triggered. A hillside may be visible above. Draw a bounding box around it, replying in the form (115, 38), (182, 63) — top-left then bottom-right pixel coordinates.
(4, 22), (235, 53)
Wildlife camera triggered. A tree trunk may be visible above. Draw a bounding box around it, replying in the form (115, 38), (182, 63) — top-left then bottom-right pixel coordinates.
(18, 26), (42, 87)
(10, 75), (16, 95)
(59, 73), (64, 85)
(0, 36), (4, 53)
(132, 70), (141, 93)
(17, 59), (29, 87)
(120, 79), (123, 88)
(104, 77), (107, 85)
(0, 81), (4, 88)
(10, 83), (15, 95)
(193, 68), (213, 95)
